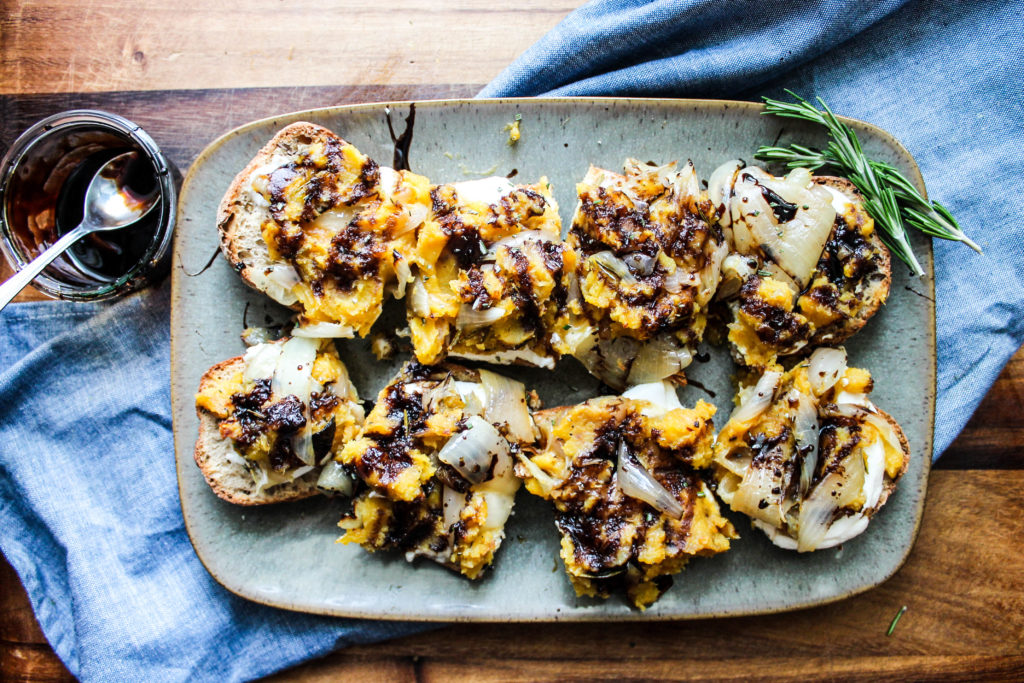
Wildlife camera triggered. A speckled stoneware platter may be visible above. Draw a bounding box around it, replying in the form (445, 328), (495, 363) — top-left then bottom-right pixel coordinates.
(170, 98), (934, 621)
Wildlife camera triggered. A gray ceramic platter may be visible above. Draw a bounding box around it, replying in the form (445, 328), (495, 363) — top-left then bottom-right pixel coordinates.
(171, 98), (934, 621)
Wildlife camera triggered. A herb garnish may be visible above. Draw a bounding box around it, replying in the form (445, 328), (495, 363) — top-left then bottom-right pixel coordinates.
(886, 605), (908, 636)
(755, 91), (980, 276)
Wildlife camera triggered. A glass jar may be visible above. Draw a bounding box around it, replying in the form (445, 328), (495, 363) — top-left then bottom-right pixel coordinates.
(0, 110), (177, 302)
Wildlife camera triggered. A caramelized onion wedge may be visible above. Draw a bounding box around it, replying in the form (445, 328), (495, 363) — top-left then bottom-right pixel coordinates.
(708, 160), (743, 228)
(242, 342), (283, 382)
(437, 416), (510, 485)
(272, 337), (318, 465)
(796, 447), (866, 552)
(808, 347), (848, 396)
(249, 266), (299, 306)
(589, 251), (638, 285)
(731, 167), (836, 288)
(442, 485), (466, 531)
(478, 369), (535, 443)
(731, 463), (787, 527)
(616, 441), (684, 519)
(409, 277), (432, 318)
(626, 334), (693, 385)
(316, 460), (355, 496)
(727, 371), (782, 426)
(622, 380), (683, 417)
(456, 304), (509, 330)
(793, 391), (820, 497)
(292, 322), (356, 338)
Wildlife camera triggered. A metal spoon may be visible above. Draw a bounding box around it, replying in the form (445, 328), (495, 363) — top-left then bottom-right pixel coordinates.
(0, 151), (159, 310)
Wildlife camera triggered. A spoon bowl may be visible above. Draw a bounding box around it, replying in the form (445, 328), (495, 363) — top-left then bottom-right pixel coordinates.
(0, 151), (159, 310)
(84, 151), (161, 231)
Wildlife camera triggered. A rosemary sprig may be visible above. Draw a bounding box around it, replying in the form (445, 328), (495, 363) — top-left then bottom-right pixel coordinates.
(755, 91), (981, 275)
(757, 144), (982, 252)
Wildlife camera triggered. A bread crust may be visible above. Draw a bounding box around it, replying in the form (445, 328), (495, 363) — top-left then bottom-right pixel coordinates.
(193, 356), (320, 506)
(529, 406), (569, 426)
(871, 407), (911, 513)
(808, 176), (893, 347)
(216, 122), (346, 304)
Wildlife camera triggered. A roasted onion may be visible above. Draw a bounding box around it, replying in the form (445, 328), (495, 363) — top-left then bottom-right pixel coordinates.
(616, 441), (684, 519)
(708, 160), (742, 228)
(487, 230), (555, 256)
(251, 266), (299, 306)
(589, 251), (638, 285)
(622, 251), (657, 276)
(455, 303), (509, 330)
(437, 416), (510, 485)
(272, 337), (319, 465)
(392, 257), (413, 299)
(442, 485), (466, 530)
(727, 371), (782, 426)
(626, 334), (693, 385)
(808, 347), (848, 396)
(730, 167), (836, 288)
(292, 322), (356, 338)
(409, 277), (432, 318)
(313, 461), (351, 497)
(731, 463), (787, 527)
(478, 369), (535, 443)
(242, 342), (283, 382)
(793, 391), (820, 497)
(621, 380), (683, 417)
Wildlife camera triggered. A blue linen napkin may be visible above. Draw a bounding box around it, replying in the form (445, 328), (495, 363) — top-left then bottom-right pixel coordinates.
(2, 1), (1022, 680)
(483, 0), (1024, 458)
(0, 285), (425, 682)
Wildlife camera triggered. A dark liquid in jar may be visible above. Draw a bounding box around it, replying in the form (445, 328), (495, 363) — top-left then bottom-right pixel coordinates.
(55, 149), (158, 280)
(5, 127), (160, 286)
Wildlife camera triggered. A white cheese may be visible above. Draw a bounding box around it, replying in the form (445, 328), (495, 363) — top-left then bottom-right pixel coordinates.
(453, 348), (555, 369)
(242, 342), (283, 382)
(454, 177), (515, 206)
(622, 381), (683, 417)
(821, 184), (854, 214)
(291, 322), (356, 339)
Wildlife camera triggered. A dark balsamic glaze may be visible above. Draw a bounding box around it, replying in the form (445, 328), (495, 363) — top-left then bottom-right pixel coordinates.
(685, 378), (716, 399)
(741, 172), (798, 223)
(385, 103), (417, 172)
(55, 148), (159, 280)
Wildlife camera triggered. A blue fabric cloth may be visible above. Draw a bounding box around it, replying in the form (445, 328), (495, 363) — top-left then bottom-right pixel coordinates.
(0, 285), (425, 682)
(3, 1), (1023, 680)
(482, 0), (1024, 459)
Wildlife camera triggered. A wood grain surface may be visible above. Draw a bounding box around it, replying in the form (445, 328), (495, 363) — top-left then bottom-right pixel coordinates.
(2, 1), (1022, 680)
(0, 1), (575, 95)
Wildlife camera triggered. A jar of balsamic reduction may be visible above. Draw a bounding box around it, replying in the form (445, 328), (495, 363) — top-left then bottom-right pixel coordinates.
(0, 111), (177, 301)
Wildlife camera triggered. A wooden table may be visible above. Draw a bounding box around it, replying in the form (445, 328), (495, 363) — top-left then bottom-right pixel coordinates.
(2, 2), (1022, 680)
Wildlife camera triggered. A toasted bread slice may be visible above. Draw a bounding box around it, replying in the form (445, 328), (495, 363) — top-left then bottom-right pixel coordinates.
(194, 357), (320, 505)
(217, 122), (431, 336)
(720, 169), (893, 369)
(557, 160), (724, 388)
(713, 353), (910, 552)
(217, 122), (333, 308)
(194, 337), (364, 506)
(517, 388), (734, 609)
(406, 176), (567, 369)
(804, 176), (892, 347)
(337, 361), (530, 579)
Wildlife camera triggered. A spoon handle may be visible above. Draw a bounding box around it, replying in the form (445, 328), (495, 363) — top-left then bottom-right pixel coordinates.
(0, 224), (90, 310)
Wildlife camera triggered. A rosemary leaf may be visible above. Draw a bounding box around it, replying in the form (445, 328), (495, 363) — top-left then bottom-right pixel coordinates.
(886, 605), (908, 636)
